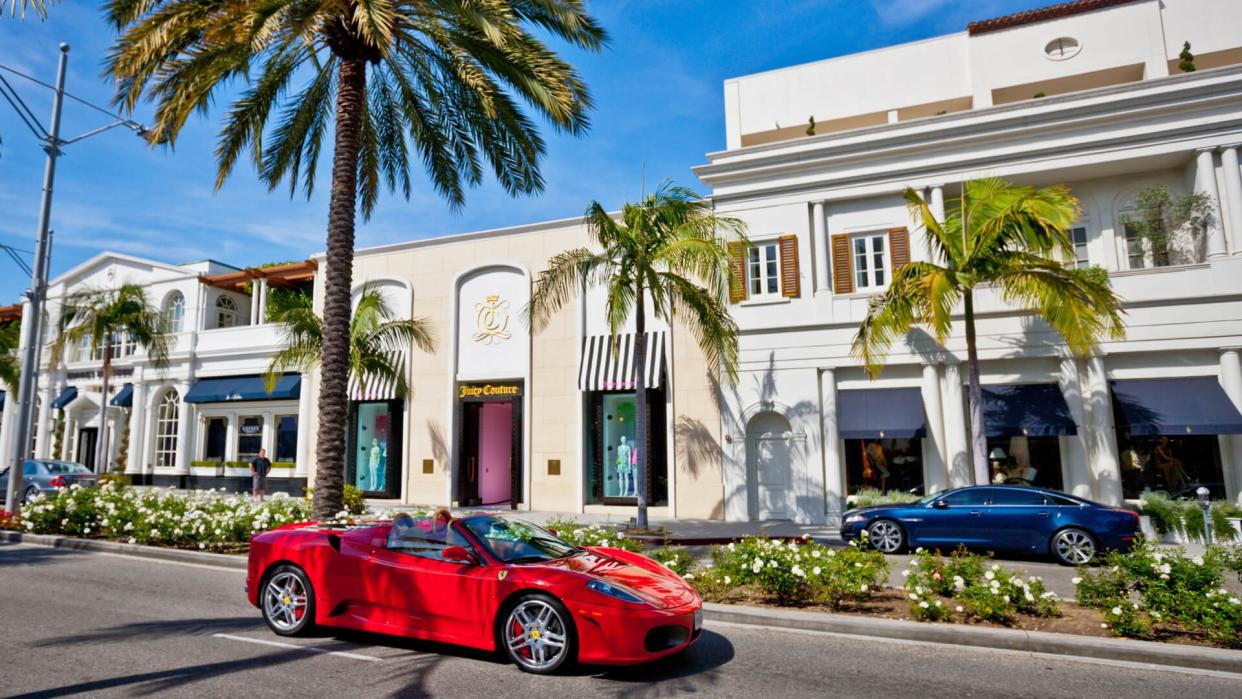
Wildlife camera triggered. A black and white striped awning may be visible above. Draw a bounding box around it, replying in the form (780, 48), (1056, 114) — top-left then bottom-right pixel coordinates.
(349, 352), (406, 401)
(578, 332), (666, 391)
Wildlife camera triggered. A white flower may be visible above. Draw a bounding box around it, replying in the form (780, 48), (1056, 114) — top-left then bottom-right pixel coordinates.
(955, 606), (964, 613)
(984, 571), (995, 581)
(915, 547), (925, 554)
(1111, 606), (1123, 616)
(1192, 556), (1203, 566)
(909, 559), (918, 567)
(860, 584), (868, 592)
(812, 567), (822, 576)
(723, 576), (731, 585)
(1072, 577), (1083, 585)
(919, 601), (930, 609)
(991, 564), (1000, 571)
(684, 573), (694, 580)
(1101, 623), (1109, 629)
(909, 593), (919, 601)
(901, 569), (911, 577)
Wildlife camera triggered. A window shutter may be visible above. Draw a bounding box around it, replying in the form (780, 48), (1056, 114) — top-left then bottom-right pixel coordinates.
(728, 241), (748, 303)
(831, 234), (853, 295)
(778, 235), (800, 298)
(888, 227), (911, 270)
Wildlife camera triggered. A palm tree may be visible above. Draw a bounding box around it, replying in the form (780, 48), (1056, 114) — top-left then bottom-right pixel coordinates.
(852, 178), (1126, 486)
(105, 1), (606, 519)
(0, 321), (19, 393)
(264, 285), (435, 403)
(49, 284), (171, 473)
(3, 0), (52, 19)
(528, 182), (747, 529)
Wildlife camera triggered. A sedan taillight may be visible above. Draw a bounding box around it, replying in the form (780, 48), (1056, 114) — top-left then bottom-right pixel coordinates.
(49, 475), (67, 488)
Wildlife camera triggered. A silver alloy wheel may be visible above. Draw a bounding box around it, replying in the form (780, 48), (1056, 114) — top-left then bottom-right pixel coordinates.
(867, 520), (903, 553)
(23, 486), (38, 504)
(1054, 529), (1096, 565)
(263, 571), (309, 633)
(505, 599), (569, 672)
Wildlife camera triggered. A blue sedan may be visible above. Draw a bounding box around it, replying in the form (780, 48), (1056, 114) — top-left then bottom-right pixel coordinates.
(840, 485), (1140, 565)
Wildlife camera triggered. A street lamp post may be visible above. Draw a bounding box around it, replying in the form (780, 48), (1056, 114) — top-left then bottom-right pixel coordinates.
(2, 44), (147, 514)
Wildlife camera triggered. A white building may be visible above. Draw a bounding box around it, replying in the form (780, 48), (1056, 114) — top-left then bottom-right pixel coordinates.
(695, 0), (1242, 522)
(0, 253), (317, 492)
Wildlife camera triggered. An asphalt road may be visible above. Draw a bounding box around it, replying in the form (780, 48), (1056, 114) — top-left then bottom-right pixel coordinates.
(2, 541), (1240, 698)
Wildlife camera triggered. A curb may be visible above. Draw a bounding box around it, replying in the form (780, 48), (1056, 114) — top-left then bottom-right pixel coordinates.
(0, 530), (247, 570)
(704, 602), (1242, 674)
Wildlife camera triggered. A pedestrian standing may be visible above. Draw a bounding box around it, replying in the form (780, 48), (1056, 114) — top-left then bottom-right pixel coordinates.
(250, 448), (272, 502)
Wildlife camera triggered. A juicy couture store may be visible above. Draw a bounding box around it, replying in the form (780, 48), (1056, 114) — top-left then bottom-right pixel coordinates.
(456, 381), (523, 506)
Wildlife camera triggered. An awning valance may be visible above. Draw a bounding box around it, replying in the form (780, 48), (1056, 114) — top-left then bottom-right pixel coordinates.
(184, 374), (300, 404)
(52, 387), (78, 410)
(110, 383), (133, 408)
(982, 384), (1077, 437)
(1111, 377), (1242, 436)
(350, 352), (405, 402)
(578, 331), (667, 391)
(838, 388), (926, 440)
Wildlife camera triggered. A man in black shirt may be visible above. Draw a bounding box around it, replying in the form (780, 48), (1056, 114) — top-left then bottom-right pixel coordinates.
(250, 448), (272, 501)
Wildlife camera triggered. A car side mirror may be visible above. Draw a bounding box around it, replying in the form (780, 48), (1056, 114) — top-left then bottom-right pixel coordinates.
(546, 528), (559, 538)
(932, 500), (949, 509)
(442, 545), (478, 566)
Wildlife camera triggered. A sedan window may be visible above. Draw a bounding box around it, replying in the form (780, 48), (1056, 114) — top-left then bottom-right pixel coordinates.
(989, 488), (1047, 506)
(45, 462), (90, 475)
(937, 489), (989, 507)
(386, 516), (473, 562)
(22, 461), (40, 477)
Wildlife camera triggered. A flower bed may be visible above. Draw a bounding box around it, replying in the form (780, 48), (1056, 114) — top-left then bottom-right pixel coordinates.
(545, 517), (643, 553)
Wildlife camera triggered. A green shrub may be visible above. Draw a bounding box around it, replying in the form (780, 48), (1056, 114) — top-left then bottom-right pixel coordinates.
(650, 547), (696, 576)
(190, 460), (222, 469)
(701, 537), (888, 608)
(850, 489), (920, 509)
(543, 518), (643, 552)
(1140, 491), (1180, 536)
(303, 484), (368, 516)
(903, 549), (1057, 624)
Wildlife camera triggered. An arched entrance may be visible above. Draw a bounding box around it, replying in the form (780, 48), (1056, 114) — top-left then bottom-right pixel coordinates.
(746, 411), (794, 521)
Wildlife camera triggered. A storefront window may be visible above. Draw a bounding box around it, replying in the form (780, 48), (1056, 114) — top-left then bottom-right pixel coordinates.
(586, 390), (667, 505)
(275, 415), (298, 463)
(203, 417), (227, 462)
(1117, 433), (1224, 499)
(984, 436), (1064, 491)
(844, 438), (923, 495)
(354, 402), (391, 493)
(237, 416), (263, 461)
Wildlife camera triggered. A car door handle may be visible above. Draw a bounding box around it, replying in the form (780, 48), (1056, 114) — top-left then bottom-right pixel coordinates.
(969, 510), (982, 516)
(1036, 511), (1049, 517)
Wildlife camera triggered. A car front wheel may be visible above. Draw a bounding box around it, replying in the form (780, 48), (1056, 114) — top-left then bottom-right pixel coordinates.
(866, 519), (905, 554)
(1051, 527), (1096, 566)
(261, 564), (315, 636)
(500, 593), (576, 674)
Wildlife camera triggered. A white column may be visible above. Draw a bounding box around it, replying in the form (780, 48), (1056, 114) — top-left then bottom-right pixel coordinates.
(33, 384), (54, 458)
(295, 372), (313, 477)
(920, 363), (948, 494)
(60, 415), (75, 464)
(1196, 148), (1227, 259)
(811, 201), (829, 293)
(1220, 145), (1242, 255)
(0, 391), (16, 471)
(226, 412), (239, 463)
(819, 369), (844, 523)
(941, 361), (971, 487)
(1218, 349), (1242, 506)
(257, 279), (269, 324)
(174, 384), (193, 474)
(1083, 356), (1122, 505)
(1057, 357), (1093, 499)
(261, 409), (275, 458)
(126, 382), (147, 474)
(929, 185), (946, 222)
(107, 407), (124, 471)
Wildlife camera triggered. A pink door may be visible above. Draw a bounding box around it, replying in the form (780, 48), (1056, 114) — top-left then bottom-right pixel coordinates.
(478, 402), (513, 505)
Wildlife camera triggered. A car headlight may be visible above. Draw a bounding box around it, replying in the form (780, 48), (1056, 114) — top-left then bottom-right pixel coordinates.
(843, 514), (869, 525)
(587, 579), (645, 604)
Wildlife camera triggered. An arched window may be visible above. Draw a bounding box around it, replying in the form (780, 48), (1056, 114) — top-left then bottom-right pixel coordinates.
(163, 292), (185, 333)
(155, 389), (179, 468)
(215, 296), (238, 329)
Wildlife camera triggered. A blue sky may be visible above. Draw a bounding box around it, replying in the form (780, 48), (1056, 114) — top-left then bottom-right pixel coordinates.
(0, 0), (1051, 302)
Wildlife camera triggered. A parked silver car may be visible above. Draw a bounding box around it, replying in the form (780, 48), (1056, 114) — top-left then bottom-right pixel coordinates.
(0, 459), (100, 504)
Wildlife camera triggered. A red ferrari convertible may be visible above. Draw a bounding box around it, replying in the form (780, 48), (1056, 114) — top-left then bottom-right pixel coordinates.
(245, 512), (702, 674)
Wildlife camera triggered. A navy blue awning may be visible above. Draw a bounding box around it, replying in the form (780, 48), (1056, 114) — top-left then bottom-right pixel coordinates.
(0, 390), (5, 409)
(110, 383), (134, 408)
(982, 384), (1077, 438)
(1111, 378), (1242, 436)
(838, 388), (926, 440)
(51, 386), (78, 410)
(184, 374), (300, 404)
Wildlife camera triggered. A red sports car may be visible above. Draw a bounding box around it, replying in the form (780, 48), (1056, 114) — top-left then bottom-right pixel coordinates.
(246, 512), (703, 674)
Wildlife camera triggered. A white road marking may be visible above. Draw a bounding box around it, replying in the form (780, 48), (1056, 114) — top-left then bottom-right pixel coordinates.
(213, 633), (383, 662)
(705, 620), (1242, 680)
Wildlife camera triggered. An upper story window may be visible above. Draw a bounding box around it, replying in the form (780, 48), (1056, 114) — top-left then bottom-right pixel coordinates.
(215, 296), (239, 329)
(1118, 201), (1169, 271)
(729, 236), (800, 303)
(1044, 37), (1081, 61)
(748, 242), (780, 297)
(1068, 225), (1090, 269)
(852, 232), (888, 290)
(163, 292), (185, 334)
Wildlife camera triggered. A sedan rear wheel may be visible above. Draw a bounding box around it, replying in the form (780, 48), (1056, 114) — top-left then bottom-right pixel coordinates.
(261, 565), (315, 636)
(866, 519), (905, 554)
(502, 594), (575, 674)
(22, 486), (39, 504)
(1052, 528), (1096, 566)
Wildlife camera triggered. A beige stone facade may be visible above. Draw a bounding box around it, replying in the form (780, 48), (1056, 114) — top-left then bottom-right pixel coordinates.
(304, 217), (725, 519)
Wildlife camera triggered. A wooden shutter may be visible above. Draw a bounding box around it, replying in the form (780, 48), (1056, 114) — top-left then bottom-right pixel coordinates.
(831, 234), (853, 295)
(728, 241), (748, 303)
(888, 227), (911, 270)
(778, 235), (800, 298)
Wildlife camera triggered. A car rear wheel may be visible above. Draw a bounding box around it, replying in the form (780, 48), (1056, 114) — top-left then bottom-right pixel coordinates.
(500, 593), (575, 674)
(22, 486), (39, 504)
(1051, 527), (1096, 566)
(261, 564), (315, 636)
(866, 519), (905, 554)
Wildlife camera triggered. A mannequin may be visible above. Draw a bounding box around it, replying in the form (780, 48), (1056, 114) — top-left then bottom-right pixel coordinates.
(616, 436), (633, 497)
(376, 443), (388, 491)
(369, 438), (382, 490)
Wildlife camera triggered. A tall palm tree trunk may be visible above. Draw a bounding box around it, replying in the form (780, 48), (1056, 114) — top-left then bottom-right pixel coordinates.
(963, 292), (988, 485)
(95, 340), (113, 474)
(632, 288), (650, 529)
(313, 58), (366, 520)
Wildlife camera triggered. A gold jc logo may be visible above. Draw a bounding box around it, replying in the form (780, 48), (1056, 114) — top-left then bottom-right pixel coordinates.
(473, 294), (511, 345)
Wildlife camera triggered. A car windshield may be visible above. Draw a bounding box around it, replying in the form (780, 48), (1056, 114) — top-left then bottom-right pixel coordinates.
(462, 516), (581, 564)
(916, 492), (941, 505)
(44, 462), (91, 475)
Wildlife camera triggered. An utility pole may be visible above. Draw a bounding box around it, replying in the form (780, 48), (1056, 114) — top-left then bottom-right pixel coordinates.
(5, 44), (67, 513)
